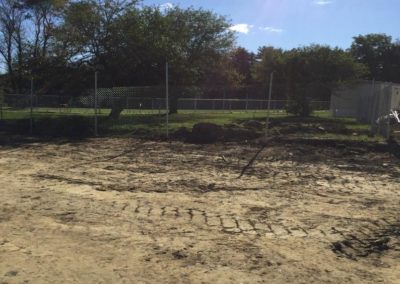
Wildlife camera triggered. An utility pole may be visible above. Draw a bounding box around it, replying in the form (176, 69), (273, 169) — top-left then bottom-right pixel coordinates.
(265, 71), (275, 137)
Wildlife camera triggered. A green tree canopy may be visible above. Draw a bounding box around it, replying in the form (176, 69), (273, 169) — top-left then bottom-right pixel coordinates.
(253, 44), (366, 116)
(350, 33), (394, 81)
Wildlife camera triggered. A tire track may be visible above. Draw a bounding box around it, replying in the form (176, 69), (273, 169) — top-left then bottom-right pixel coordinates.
(115, 201), (398, 243)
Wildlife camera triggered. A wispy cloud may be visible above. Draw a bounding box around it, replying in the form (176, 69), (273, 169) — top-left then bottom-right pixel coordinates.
(159, 2), (174, 11)
(229, 24), (254, 34)
(313, 0), (333, 5)
(259, 26), (284, 33)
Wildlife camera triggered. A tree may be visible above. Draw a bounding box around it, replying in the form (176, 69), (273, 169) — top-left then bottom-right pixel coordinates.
(250, 45), (366, 116)
(116, 6), (235, 113)
(22, 0), (68, 93)
(0, 0), (69, 92)
(202, 54), (243, 87)
(56, 0), (137, 66)
(163, 7), (235, 113)
(252, 46), (286, 100)
(25, 0), (67, 59)
(350, 33), (393, 81)
(54, 3), (235, 115)
(390, 41), (400, 83)
(159, 7), (235, 82)
(0, 0), (25, 91)
(285, 45), (367, 116)
(229, 47), (255, 85)
(253, 46), (285, 79)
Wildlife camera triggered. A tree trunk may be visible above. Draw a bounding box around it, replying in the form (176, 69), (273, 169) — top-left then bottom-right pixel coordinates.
(108, 105), (124, 119)
(169, 92), (178, 114)
(108, 97), (125, 119)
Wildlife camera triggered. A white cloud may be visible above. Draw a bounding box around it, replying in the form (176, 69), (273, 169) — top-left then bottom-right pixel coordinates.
(229, 24), (254, 34)
(313, 0), (333, 5)
(260, 26), (284, 33)
(159, 2), (174, 11)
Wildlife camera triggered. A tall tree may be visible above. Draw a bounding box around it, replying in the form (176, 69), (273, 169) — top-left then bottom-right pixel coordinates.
(390, 41), (400, 83)
(229, 47), (255, 85)
(252, 46), (286, 99)
(253, 44), (366, 116)
(25, 0), (67, 58)
(118, 6), (235, 112)
(0, 0), (25, 90)
(161, 7), (235, 112)
(56, 0), (137, 65)
(350, 33), (393, 81)
(285, 45), (367, 116)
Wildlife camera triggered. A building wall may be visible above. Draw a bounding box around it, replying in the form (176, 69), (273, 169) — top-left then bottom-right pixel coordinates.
(330, 82), (373, 118)
(331, 81), (400, 119)
(391, 86), (400, 110)
(331, 81), (400, 138)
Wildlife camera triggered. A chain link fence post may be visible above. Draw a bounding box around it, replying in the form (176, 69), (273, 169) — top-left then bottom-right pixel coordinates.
(30, 77), (34, 134)
(94, 71), (98, 136)
(165, 62), (169, 138)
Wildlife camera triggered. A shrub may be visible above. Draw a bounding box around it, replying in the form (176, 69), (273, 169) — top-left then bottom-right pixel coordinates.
(286, 87), (312, 117)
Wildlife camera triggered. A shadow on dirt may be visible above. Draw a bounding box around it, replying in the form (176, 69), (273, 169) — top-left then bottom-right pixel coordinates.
(0, 115), (94, 148)
(387, 138), (400, 159)
(0, 116), (93, 137)
(331, 220), (400, 261)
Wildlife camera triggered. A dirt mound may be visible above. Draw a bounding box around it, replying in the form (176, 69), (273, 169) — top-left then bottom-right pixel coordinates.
(189, 123), (223, 144)
(172, 127), (191, 139)
(180, 123), (262, 144)
(240, 120), (264, 130)
(223, 127), (262, 141)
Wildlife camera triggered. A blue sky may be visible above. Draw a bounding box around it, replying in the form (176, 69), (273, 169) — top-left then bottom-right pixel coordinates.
(142, 0), (400, 52)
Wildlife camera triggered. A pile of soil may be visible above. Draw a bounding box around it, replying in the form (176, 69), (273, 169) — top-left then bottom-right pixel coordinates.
(174, 122), (263, 144)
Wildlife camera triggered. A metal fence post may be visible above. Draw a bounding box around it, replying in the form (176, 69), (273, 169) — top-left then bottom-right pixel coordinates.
(30, 77), (33, 134)
(165, 61), (169, 138)
(265, 71), (275, 137)
(386, 87), (393, 139)
(245, 93), (249, 112)
(94, 71), (98, 136)
(223, 89), (226, 112)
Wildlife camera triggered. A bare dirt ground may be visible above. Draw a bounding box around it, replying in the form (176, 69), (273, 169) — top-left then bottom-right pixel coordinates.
(0, 137), (399, 283)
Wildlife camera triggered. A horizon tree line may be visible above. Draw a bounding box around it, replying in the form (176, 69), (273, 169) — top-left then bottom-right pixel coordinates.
(1, 0), (400, 115)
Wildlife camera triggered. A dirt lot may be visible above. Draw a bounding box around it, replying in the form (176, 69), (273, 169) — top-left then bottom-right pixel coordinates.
(0, 137), (399, 283)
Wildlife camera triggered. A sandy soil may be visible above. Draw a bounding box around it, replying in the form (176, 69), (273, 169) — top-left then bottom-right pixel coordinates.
(0, 137), (399, 283)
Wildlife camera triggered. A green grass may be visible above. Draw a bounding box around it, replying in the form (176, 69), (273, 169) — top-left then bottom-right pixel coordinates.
(0, 107), (384, 143)
(1, 107), (284, 118)
(301, 133), (384, 143)
(100, 110), (288, 135)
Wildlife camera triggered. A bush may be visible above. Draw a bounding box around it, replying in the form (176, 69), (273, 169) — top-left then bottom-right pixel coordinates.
(189, 123), (223, 144)
(286, 88), (312, 117)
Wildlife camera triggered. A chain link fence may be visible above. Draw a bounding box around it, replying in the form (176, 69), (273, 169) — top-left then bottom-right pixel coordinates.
(0, 85), (330, 137)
